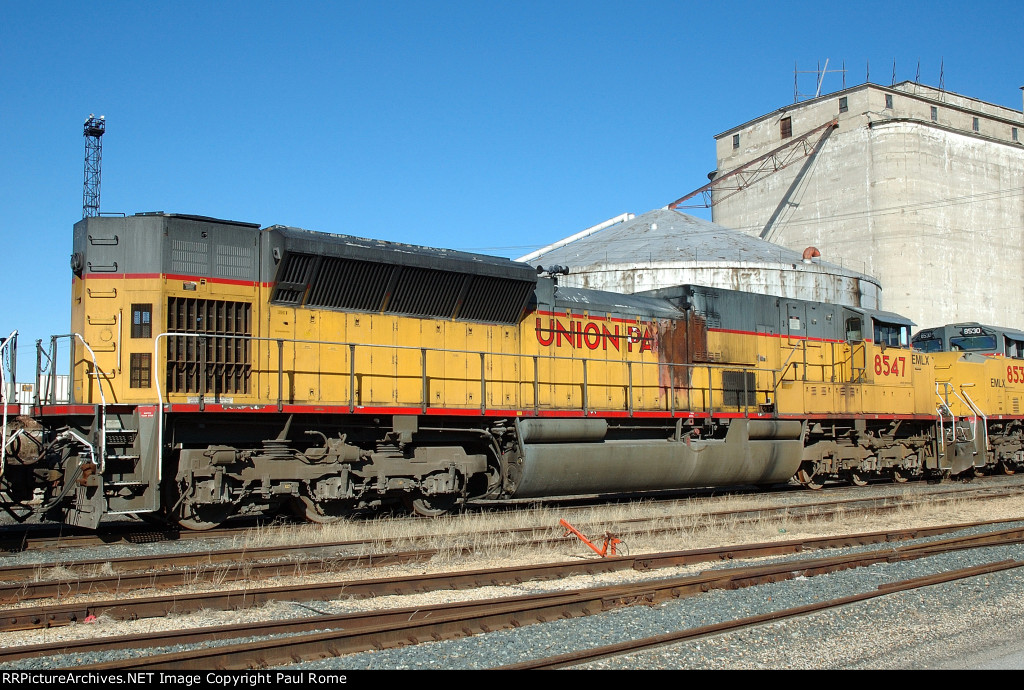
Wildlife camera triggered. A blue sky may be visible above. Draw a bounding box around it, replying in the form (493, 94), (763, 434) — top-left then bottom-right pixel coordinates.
(2, 1), (1022, 379)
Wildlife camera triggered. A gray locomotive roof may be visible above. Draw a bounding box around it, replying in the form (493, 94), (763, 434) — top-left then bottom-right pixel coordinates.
(914, 322), (1024, 339)
(854, 307), (916, 327)
(269, 225), (536, 282)
(134, 211), (261, 228)
(554, 285), (684, 319)
(522, 208), (868, 278)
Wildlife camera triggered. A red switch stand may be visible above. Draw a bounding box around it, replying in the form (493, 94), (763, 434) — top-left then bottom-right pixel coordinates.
(559, 519), (622, 557)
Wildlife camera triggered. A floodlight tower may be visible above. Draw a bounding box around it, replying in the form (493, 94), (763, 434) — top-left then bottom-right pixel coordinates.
(83, 114), (106, 218)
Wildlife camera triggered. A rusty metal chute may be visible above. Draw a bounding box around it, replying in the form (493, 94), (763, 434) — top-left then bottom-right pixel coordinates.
(668, 119), (838, 210)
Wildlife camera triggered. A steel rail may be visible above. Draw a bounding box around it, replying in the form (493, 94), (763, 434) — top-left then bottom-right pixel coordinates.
(3, 494), (1023, 607)
(0, 518), (969, 605)
(67, 530), (1024, 671)
(496, 559), (1024, 670)
(2, 521), (1023, 637)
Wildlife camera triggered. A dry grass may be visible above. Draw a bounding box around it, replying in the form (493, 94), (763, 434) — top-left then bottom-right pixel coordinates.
(225, 489), (1024, 575)
(10, 490), (1023, 605)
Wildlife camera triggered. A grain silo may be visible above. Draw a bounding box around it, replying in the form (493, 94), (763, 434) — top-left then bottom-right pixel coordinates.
(518, 208), (880, 309)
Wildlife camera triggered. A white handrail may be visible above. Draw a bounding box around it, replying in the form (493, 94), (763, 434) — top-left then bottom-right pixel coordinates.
(959, 386), (987, 467)
(0, 330), (17, 478)
(935, 381), (979, 449)
(72, 334), (108, 473)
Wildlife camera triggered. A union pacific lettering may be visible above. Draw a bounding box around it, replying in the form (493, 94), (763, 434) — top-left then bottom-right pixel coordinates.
(534, 316), (654, 353)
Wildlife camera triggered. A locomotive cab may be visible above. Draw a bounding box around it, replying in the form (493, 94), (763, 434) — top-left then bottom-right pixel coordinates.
(912, 323), (1024, 358)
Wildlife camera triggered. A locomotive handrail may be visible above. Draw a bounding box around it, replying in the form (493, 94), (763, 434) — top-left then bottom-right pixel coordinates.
(147, 331), (782, 488)
(0, 330), (17, 478)
(35, 334), (110, 474)
(935, 381), (979, 449)
(960, 386), (988, 468)
(150, 331), (784, 417)
(73, 333), (109, 473)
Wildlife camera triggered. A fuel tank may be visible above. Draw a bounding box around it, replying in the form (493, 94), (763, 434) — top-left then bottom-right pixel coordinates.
(510, 418), (804, 498)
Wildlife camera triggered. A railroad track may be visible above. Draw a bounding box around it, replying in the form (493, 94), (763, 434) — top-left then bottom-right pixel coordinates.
(1, 520), (1022, 660)
(2, 481), (1015, 606)
(496, 559), (1024, 670)
(31, 524), (1024, 670)
(2, 484), (1020, 607)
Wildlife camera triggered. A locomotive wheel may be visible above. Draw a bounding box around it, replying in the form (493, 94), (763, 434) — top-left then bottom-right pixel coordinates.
(849, 472), (868, 487)
(795, 468), (823, 491)
(998, 461), (1016, 476)
(891, 468), (909, 483)
(403, 493), (459, 517)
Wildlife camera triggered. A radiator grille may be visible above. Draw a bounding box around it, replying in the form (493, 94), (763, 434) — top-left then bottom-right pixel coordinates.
(166, 297), (252, 395)
(270, 251), (533, 325)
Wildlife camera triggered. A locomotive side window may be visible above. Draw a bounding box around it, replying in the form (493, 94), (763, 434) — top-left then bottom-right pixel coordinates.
(130, 353), (151, 388)
(131, 304), (152, 338)
(1005, 336), (1024, 358)
(873, 321), (908, 348)
(845, 317), (863, 342)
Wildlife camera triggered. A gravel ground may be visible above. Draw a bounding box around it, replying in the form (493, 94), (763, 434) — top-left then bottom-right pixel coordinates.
(2, 480), (1023, 670)
(281, 531), (1024, 671)
(3, 521), (1023, 670)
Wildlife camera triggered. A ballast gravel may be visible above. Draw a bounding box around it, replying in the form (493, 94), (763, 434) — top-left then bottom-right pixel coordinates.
(282, 536), (1024, 671)
(2, 481), (1024, 670)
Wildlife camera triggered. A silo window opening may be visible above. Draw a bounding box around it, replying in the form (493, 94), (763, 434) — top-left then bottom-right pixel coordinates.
(780, 117), (792, 139)
(1013, 127), (1019, 142)
(973, 117), (980, 133)
(885, 94), (893, 109)
(838, 97), (848, 113)
(732, 134), (740, 150)
(931, 106), (938, 122)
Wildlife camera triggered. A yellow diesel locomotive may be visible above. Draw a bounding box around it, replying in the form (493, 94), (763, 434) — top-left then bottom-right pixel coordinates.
(1, 213), (1021, 529)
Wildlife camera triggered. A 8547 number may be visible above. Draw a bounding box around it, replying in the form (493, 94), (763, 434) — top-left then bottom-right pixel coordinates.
(874, 354), (906, 377)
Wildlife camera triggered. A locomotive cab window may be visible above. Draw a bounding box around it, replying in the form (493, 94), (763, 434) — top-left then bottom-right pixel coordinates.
(873, 321), (909, 348)
(1005, 337), (1024, 359)
(131, 304), (152, 338)
(912, 335), (944, 353)
(950, 334), (996, 352)
(845, 317), (863, 342)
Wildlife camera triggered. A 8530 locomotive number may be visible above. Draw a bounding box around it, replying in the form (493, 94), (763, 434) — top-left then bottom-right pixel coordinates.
(1007, 365), (1024, 383)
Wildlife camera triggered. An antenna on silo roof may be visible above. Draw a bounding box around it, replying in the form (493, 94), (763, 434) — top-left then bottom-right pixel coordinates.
(794, 60), (848, 102)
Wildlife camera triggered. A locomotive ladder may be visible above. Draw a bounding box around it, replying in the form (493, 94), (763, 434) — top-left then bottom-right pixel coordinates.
(935, 382), (986, 469)
(959, 386), (988, 469)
